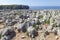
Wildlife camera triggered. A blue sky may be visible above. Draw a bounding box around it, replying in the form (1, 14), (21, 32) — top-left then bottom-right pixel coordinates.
(0, 0), (60, 6)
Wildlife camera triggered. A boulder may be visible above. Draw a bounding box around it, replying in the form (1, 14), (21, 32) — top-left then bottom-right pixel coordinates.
(57, 28), (60, 36)
(16, 22), (27, 32)
(38, 25), (42, 30)
(1, 36), (9, 40)
(44, 31), (49, 36)
(1, 27), (16, 39)
(30, 20), (35, 26)
(52, 27), (57, 35)
(27, 26), (38, 38)
(11, 20), (17, 26)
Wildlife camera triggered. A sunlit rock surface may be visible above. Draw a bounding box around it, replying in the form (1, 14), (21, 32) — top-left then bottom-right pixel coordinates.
(0, 10), (60, 40)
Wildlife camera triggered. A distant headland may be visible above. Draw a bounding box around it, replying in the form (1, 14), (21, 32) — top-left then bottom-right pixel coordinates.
(0, 5), (29, 9)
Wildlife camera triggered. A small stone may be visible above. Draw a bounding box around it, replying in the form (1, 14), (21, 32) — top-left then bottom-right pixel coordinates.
(1, 36), (9, 40)
(0, 20), (4, 23)
(44, 31), (49, 35)
(27, 26), (38, 38)
(21, 36), (26, 39)
(55, 36), (59, 40)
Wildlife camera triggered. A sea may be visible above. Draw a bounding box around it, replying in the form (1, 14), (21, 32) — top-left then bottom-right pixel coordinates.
(30, 6), (60, 10)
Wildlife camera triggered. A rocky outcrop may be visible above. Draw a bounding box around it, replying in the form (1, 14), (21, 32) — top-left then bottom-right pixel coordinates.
(0, 5), (29, 9)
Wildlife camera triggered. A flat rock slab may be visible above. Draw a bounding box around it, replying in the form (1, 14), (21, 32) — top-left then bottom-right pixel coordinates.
(0, 24), (5, 29)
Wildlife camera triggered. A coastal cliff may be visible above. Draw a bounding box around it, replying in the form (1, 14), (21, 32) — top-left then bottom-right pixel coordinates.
(0, 5), (29, 9)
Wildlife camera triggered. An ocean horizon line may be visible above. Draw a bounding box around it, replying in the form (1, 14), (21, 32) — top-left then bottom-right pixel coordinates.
(30, 6), (60, 10)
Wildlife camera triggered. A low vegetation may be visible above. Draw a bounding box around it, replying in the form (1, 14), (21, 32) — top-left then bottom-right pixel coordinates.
(38, 15), (43, 19)
(52, 19), (57, 27)
(0, 34), (2, 39)
(33, 21), (41, 30)
(26, 32), (29, 36)
(53, 20), (57, 27)
(45, 19), (50, 24)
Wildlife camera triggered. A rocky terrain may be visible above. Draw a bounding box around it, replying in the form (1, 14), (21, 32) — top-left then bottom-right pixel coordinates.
(0, 9), (60, 40)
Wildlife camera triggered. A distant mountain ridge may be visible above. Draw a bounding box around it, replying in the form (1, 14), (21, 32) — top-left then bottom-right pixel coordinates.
(0, 5), (29, 9)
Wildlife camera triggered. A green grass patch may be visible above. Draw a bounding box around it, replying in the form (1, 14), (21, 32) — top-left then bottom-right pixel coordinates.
(33, 23), (37, 29)
(45, 19), (50, 24)
(52, 19), (57, 27)
(36, 21), (41, 25)
(53, 22), (57, 27)
(33, 21), (41, 29)
(0, 34), (2, 39)
(53, 19), (55, 23)
(26, 32), (29, 36)
(38, 15), (43, 19)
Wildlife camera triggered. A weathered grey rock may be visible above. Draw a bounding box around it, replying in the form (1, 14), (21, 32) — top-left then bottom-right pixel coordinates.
(38, 25), (42, 30)
(30, 20), (35, 26)
(1, 36), (9, 40)
(2, 28), (9, 36)
(0, 29), (4, 35)
(44, 31), (49, 36)
(27, 26), (38, 38)
(34, 18), (38, 24)
(17, 22), (27, 32)
(5, 19), (12, 26)
(52, 27), (57, 35)
(1, 27), (16, 39)
(11, 20), (17, 26)
(57, 28), (60, 36)
(46, 25), (53, 32)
